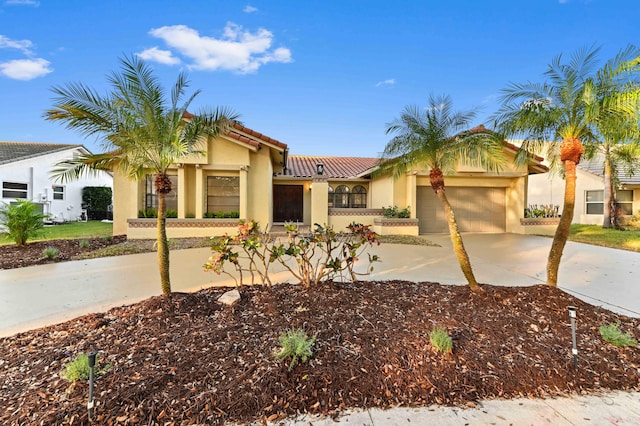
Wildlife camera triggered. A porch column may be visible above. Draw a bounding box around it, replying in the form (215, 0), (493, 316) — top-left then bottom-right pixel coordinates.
(195, 165), (205, 218)
(177, 165), (186, 218)
(239, 166), (248, 219)
(311, 176), (329, 226)
(406, 172), (417, 219)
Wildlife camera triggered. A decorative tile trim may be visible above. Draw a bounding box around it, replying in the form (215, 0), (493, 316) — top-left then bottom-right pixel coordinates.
(127, 218), (241, 228)
(520, 218), (561, 226)
(328, 208), (383, 216)
(373, 217), (419, 227)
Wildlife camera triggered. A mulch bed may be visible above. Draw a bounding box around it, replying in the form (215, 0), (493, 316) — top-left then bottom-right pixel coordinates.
(1, 280), (638, 425)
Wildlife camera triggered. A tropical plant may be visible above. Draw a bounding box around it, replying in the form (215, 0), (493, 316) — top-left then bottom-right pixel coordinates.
(0, 200), (47, 246)
(378, 94), (505, 292)
(587, 45), (640, 228)
(599, 321), (638, 347)
(62, 353), (112, 383)
(274, 329), (316, 371)
(493, 45), (640, 286)
(429, 326), (453, 353)
(45, 55), (239, 294)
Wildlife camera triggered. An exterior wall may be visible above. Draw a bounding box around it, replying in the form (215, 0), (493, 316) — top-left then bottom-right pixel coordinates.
(0, 147), (113, 223)
(126, 218), (239, 238)
(247, 148), (275, 227)
(528, 169), (610, 225)
(328, 208), (381, 231)
(113, 169), (139, 235)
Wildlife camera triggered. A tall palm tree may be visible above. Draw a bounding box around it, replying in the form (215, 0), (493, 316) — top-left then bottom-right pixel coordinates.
(45, 56), (239, 295)
(494, 45), (640, 286)
(379, 95), (505, 292)
(589, 45), (640, 228)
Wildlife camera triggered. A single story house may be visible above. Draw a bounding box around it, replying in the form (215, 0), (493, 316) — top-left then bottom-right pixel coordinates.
(114, 123), (548, 238)
(528, 154), (639, 225)
(0, 142), (113, 223)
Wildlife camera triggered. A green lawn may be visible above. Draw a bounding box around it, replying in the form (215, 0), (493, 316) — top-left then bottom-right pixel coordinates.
(0, 221), (113, 245)
(569, 224), (640, 252)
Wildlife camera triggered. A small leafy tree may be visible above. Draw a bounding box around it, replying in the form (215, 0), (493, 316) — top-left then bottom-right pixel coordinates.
(204, 221), (380, 287)
(0, 200), (47, 246)
(82, 186), (112, 220)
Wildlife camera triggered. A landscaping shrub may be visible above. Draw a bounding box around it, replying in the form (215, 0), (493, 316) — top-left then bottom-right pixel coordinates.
(204, 220), (380, 287)
(382, 205), (410, 218)
(82, 186), (112, 220)
(429, 326), (453, 353)
(599, 321), (638, 347)
(62, 353), (111, 383)
(0, 200), (47, 246)
(42, 246), (59, 260)
(274, 329), (316, 371)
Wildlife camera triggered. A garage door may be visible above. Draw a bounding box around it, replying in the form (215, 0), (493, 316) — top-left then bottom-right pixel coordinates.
(416, 186), (506, 233)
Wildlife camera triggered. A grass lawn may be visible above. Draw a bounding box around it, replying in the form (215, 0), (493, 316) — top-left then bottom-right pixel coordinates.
(569, 223), (640, 252)
(0, 220), (113, 245)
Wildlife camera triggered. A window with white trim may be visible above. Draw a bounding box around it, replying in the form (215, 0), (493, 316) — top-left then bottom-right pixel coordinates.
(2, 182), (28, 199)
(585, 189), (633, 215)
(52, 185), (65, 200)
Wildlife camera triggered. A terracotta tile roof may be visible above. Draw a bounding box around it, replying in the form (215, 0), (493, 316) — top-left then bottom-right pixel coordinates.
(230, 123), (287, 150)
(280, 155), (380, 178)
(0, 141), (82, 166)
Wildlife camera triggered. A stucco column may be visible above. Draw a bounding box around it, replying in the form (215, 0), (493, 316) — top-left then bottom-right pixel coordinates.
(311, 176), (329, 226)
(177, 165), (186, 218)
(406, 172), (417, 219)
(195, 165), (204, 218)
(239, 166), (248, 219)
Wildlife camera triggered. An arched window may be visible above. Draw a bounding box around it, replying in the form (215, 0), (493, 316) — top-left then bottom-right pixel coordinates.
(327, 185), (334, 207)
(351, 185), (367, 208)
(333, 185), (350, 208)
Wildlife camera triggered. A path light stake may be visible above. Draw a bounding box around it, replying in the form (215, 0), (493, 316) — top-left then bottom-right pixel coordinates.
(87, 352), (97, 421)
(568, 306), (578, 368)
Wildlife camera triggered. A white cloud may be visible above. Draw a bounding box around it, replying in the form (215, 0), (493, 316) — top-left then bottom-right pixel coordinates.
(375, 78), (395, 87)
(0, 58), (52, 80)
(0, 35), (33, 55)
(136, 47), (180, 65)
(4, 0), (40, 5)
(243, 5), (258, 13)
(146, 23), (292, 74)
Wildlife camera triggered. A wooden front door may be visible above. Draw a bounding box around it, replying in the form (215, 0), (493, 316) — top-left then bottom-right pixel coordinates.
(273, 185), (303, 222)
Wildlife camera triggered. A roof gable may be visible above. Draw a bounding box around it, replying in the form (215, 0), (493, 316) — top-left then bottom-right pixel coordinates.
(0, 142), (83, 166)
(579, 155), (640, 185)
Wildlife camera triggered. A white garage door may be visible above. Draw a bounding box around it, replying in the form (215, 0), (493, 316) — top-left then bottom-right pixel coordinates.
(416, 186), (506, 233)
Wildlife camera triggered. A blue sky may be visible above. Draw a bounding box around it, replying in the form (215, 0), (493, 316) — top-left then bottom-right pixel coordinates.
(0, 0), (638, 157)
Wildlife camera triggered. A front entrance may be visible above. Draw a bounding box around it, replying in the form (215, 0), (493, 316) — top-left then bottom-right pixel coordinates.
(273, 185), (303, 222)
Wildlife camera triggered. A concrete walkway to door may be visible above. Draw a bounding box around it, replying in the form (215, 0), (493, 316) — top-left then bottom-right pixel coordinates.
(1, 233), (639, 338)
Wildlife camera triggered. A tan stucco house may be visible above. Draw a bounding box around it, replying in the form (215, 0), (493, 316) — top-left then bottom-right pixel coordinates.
(114, 123), (548, 239)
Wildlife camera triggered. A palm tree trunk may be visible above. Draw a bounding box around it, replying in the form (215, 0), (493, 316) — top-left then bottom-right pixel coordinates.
(603, 143), (614, 228)
(547, 160), (577, 287)
(156, 181), (172, 295)
(435, 188), (481, 292)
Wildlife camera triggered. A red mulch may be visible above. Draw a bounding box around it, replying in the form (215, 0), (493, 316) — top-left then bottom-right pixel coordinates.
(1, 280), (638, 425)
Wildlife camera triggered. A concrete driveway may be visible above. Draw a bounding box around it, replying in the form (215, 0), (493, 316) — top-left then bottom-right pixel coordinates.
(1, 233), (639, 337)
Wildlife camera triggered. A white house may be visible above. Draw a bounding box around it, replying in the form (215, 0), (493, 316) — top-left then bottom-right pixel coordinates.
(0, 142), (113, 222)
(527, 154), (639, 225)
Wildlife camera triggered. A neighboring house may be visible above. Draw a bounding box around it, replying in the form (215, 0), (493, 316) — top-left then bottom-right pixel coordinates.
(528, 154), (639, 225)
(116, 123), (548, 238)
(0, 142), (113, 223)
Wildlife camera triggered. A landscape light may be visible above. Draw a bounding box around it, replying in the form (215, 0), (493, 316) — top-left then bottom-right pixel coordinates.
(568, 306), (578, 368)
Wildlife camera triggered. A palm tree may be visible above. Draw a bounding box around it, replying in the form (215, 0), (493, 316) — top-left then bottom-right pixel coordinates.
(45, 56), (239, 295)
(590, 46), (640, 228)
(379, 95), (505, 292)
(494, 45), (640, 286)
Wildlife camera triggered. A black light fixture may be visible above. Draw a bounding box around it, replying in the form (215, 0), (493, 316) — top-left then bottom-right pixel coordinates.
(316, 163), (324, 175)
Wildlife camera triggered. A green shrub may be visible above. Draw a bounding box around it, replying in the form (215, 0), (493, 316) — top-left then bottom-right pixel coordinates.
(429, 326), (453, 353)
(62, 353), (111, 383)
(42, 246), (59, 260)
(165, 209), (178, 218)
(138, 208), (158, 218)
(382, 205), (411, 218)
(599, 321), (638, 347)
(79, 239), (90, 249)
(82, 186), (112, 220)
(0, 200), (46, 246)
(274, 329), (316, 371)
(186, 212), (196, 218)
